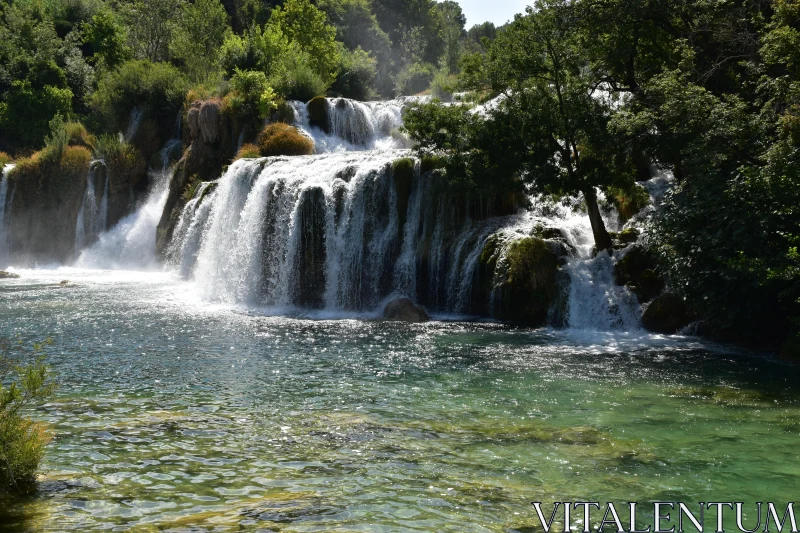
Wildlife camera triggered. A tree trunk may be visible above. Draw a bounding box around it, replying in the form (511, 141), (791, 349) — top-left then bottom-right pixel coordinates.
(584, 187), (613, 253)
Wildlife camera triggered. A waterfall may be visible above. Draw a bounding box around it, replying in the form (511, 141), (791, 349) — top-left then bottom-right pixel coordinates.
(289, 98), (407, 153)
(0, 164), (14, 266)
(76, 168), (171, 270)
(75, 161), (109, 252)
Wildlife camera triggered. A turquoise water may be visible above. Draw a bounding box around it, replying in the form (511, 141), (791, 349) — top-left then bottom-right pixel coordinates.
(1, 268), (798, 532)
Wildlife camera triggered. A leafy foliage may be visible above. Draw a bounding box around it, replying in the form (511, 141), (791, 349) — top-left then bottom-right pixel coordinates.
(0, 337), (57, 493)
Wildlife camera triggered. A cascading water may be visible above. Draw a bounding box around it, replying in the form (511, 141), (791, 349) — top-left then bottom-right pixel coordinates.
(0, 164), (14, 266)
(290, 98), (407, 152)
(76, 167), (171, 270)
(75, 161), (109, 251)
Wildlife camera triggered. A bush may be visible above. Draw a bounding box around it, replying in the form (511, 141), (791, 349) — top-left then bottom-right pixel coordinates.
(91, 60), (187, 133)
(330, 47), (377, 101)
(395, 62), (436, 96)
(64, 122), (96, 150)
(223, 69), (280, 122)
(0, 338), (57, 493)
(0, 153), (11, 167)
(257, 123), (314, 156)
(608, 183), (650, 223)
(269, 48), (329, 102)
(0, 81), (74, 149)
(235, 143), (261, 160)
(94, 134), (146, 193)
(430, 70), (459, 102)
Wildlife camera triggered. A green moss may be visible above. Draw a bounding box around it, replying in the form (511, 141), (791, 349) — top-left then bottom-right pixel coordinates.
(306, 96), (329, 133)
(258, 123), (314, 157)
(494, 237), (559, 326)
(618, 227), (640, 244)
(420, 154), (444, 175)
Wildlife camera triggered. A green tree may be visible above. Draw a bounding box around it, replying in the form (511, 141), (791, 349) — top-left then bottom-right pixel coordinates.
(81, 8), (130, 71)
(436, 0), (465, 74)
(268, 0), (341, 85)
(171, 0), (232, 83)
(121, 0), (183, 62)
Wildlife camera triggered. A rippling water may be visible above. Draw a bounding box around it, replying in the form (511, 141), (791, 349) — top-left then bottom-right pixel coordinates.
(0, 268), (798, 532)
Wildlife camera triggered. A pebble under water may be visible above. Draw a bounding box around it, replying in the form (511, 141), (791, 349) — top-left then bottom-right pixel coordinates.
(0, 268), (798, 532)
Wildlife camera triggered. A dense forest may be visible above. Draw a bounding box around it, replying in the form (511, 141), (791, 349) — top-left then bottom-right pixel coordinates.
(0, 0), (488, 153)
(0, 0), (798, 353)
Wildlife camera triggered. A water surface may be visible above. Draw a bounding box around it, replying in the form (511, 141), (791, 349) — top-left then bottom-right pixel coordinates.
(0, 268), (797, 532)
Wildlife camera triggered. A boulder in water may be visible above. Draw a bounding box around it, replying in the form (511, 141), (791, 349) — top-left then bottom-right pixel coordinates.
(383, 298), (430, 323)
(642, 293), (691, 334)
(493, 237), (559, 327)
(307, 96), (330, 133)
(0, 271), (20, 279)
(614, 245), (664, 303)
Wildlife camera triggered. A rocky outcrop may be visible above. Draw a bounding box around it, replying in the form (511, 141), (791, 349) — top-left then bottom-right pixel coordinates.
(8, 147), (91, 263)
(0, 270), (20, 279)
(383, 297), (430, 323)
(157, 99), (240, 256)
(493, 237), (560, 327)
(642, 293), (691, 334)
(307, 96), (330, 133)
(614, 245), (664, 304)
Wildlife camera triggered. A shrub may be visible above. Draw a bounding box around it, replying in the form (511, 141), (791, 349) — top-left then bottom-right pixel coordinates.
(64, 122), (96, 150)
(257, 123), (314, 156)
(0, 338), (57, 493)
(330, 47), (377, 101)
(94, 134), (146, 193)
(91, 60), (187, 133)
(269, 47), (329, 102)
(0, 81), (74, 149)
(235, 143), (261, 160)
(0, 153), (11, 167)
(430, 70), (459, 102)
(223, 69), (280, 122)
(395, 63), (436, 96)
(608, 183), (650, 223)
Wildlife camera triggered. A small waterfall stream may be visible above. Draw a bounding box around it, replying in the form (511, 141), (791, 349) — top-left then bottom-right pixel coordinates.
(75, 161), (109, 252)
(0, 164), (14, 266)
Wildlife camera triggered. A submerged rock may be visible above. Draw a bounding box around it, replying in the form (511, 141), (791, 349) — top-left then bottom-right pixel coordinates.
(0, 270), (19, 279)
(383, 298), (430, 323)
(642, 293), (691, 334)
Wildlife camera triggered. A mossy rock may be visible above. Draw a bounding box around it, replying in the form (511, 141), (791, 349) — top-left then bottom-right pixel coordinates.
(0, 271), (20, 279)
(614, 245), (664, 303)
(257, 123), (314, 157)
(383, 297), (430, 323)
(307, 96), (330, 133)
(494, 237), (559, 326)
(420, 154), (444, 175)
(273, 101), (297, 124)
(618, 227), (640, 245)
(642, 293), (692, 334)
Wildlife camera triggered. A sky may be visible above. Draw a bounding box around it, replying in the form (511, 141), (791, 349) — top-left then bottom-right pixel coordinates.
(448, 0), (531, 27)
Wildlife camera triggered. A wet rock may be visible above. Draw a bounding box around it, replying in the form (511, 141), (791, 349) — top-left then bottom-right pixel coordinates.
(642, 293), (691, 334)
(307, 96), (330, 133)
(0, 271), (20, 279)
(383, 298), (430, 323)
(614, 245), (664, 303)
(618, 227), (640, 245)
(198, 100), (222, 145)
(493, 237), (559, 327)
